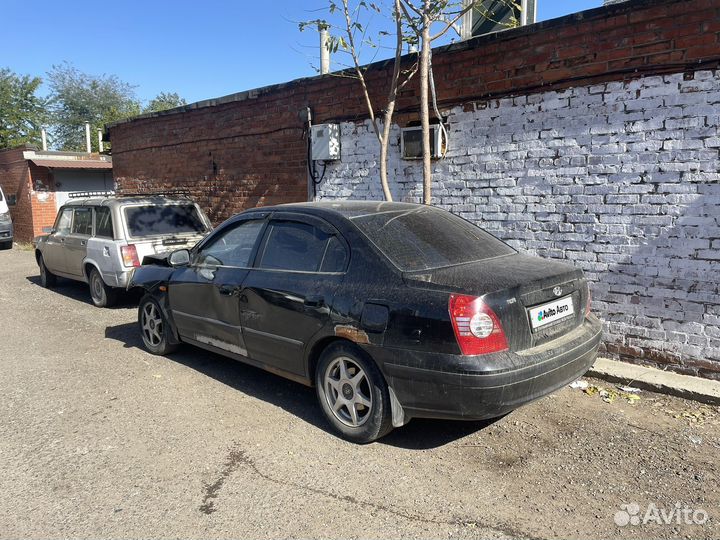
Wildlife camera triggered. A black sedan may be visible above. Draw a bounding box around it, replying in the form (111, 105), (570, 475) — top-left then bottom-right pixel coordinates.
(130, 202), (602, 443)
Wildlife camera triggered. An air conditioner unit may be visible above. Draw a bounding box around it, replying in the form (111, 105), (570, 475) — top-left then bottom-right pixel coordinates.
(401, 125), (446, 160)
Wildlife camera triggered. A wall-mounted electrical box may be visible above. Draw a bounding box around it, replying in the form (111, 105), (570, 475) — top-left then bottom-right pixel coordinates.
(311, 123), (341, 161)
(401, 125), (446, 159)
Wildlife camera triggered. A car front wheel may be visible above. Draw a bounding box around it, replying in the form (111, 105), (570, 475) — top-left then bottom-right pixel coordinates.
(316, 343), (393, 443)
(88, 267), (117, 308)
(138, 295), (177, 355)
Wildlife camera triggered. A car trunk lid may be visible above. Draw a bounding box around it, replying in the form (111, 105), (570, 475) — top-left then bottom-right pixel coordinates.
(404, 253), (587, 353)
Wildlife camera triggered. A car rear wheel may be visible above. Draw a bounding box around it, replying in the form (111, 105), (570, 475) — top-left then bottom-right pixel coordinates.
(316, 343), (393, 443)
(138, 295), (177, 355)
(89, 267), (117, 308)
(38, 255), (57, 288)
(0, 241), (11, 250)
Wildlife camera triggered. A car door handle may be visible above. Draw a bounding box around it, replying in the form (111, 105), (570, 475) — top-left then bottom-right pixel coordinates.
(219, 285), (241, 297)
(304, 296), (324, 307)
(80, 240), (86, 246)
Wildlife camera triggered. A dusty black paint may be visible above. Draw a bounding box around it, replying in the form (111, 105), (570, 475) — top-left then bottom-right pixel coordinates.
(130, 201), (602, 421)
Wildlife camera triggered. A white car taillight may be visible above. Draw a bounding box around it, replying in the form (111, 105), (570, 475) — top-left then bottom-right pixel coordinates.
(121, 244), (141, 267)
(449, 294), (509, 356)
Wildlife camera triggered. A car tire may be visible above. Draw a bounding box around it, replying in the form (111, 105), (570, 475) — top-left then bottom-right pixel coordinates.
(0, 241), (11, 250)
(315, 342), (393, 443)
(38, 255), (57, 288)
(138, 295), (178, 355)
(88, 267), (117, 308)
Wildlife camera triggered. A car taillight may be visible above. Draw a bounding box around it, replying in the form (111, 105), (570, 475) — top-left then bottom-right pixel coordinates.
(121, 244), (141, 267)
(449, 294), (509, 356)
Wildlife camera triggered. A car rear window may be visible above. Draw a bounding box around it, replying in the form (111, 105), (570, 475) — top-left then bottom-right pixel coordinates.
(350, 207), (516, 272)
(123, 204), (208, 238)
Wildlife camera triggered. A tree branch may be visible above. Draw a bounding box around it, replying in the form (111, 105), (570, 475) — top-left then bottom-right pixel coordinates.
(341, 0), (381, 138)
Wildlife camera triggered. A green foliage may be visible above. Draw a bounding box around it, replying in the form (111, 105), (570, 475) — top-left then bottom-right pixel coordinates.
(48, 62), (142, 152)
(0, 68), (48, 149)
(144, 92), (187, 114)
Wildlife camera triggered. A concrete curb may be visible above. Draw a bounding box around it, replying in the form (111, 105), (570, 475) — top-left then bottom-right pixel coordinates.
(587, 358), (720, 406)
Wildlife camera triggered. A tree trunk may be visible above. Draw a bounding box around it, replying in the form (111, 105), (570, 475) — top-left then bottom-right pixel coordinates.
(420, 0), (432, 205)
(379, 121), (393, 202)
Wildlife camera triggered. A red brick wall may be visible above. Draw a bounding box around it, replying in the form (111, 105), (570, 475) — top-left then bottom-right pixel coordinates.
(0, 148), (33, 242)
(28, 164), (57, 239)
(109, 0), (720, 224)
(0, 148), (59, 242)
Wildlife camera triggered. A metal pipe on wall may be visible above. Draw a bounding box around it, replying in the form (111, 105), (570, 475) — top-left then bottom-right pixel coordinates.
(319, 25), (330, 75)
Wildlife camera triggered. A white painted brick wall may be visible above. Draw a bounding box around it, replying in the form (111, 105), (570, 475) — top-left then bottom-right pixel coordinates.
(317, 70), (720, 377)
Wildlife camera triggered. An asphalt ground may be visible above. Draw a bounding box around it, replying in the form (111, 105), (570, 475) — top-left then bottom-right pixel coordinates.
(1, 247), (718, 539)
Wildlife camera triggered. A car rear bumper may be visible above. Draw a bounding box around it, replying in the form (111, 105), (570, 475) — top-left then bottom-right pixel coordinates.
(372, 314), (602, 421)
(102, 269), (132, 288)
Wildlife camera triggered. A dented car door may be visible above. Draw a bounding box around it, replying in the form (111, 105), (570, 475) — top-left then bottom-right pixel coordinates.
(240, 214), (348, 377)
(169, 217), (266, 356)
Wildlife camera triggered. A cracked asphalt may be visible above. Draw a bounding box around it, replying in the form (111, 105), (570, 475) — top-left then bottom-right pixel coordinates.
(1, 248), (719, 539)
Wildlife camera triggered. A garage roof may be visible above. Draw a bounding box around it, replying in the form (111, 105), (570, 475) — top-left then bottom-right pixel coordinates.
(30, 159), (112, 170)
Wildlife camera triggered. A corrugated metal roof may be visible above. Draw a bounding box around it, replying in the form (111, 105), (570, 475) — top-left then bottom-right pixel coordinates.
(30, 159), (112, 170)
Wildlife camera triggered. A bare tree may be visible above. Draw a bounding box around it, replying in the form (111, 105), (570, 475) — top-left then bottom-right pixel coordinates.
(301, 0), (519, 204)
(301, 1), (418, 201)
(400, 0), (519, 204)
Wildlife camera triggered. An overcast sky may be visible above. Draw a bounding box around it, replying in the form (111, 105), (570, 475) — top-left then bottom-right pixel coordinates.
(2, 0), (602, 105)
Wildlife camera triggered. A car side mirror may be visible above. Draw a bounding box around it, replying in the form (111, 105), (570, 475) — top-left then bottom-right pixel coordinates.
(169, 249), (191, 267)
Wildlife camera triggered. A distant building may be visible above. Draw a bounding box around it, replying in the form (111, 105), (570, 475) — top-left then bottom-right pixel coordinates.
(0, 145), (112, 242)
(461, 0), (537, 39)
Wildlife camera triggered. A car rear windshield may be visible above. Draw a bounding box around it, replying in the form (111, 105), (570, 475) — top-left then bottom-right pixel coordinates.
(350, 207), (516, 272)
(124, 204), (208, 238)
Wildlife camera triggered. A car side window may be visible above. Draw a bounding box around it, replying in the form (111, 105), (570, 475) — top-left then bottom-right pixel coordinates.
(320, 235), (348, 273)
(71, 208), (92, 236)
(259, 220), (341, 273)
(94, 207), (114, 238)
(196, 219), (264, 267)
(55, 208), (73, 234)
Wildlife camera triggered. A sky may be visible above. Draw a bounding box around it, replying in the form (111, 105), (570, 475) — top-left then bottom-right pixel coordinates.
(2, 0), (602, 106)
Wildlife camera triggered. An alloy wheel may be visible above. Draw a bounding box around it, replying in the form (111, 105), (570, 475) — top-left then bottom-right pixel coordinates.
(323, 356), (373, 427)
(141, 302), (164, 347)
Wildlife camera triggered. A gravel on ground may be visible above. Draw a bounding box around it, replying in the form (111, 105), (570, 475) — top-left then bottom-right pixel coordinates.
(1, 248), (718, 539)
